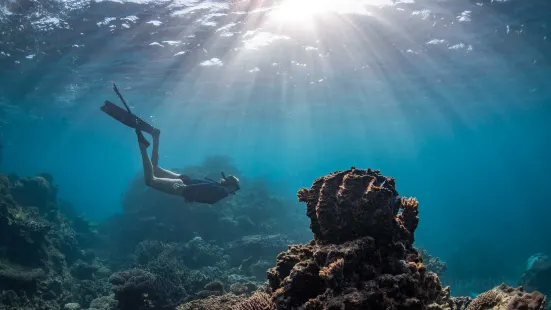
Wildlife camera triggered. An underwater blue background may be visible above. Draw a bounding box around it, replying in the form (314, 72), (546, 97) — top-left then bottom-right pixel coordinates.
(1, 0), (551, 298)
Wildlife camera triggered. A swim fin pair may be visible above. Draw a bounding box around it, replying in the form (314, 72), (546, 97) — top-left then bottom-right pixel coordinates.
(100, 100), (158, 134)
(100, 83), (160, 147)
(100, 100), (158, 147)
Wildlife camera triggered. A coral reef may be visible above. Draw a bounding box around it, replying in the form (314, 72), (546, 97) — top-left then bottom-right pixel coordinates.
(232, 291), (274, 310)
(525, 254), (550, 273)
(296, 167), (402, 245)
(101, 156), (309, 259)
(519, 254), (551, 307)
(176, 291), (273, 310)
(86, 294), (117, 310)
(264, 167), (447, 309)
(87, 156), (309, 306)
(227, 234), (290, 276)
(419, 248), (448, 276)
(9, 174), (58, 213)
(177, 293), (247, 310)
(234, 167), (548, 310)
(108, 268), (159, 310)
(464, 283), (546, 310)
(0, 173), (107, 310)
(130, 237), (254, 305)
(1, 165), (548, 310)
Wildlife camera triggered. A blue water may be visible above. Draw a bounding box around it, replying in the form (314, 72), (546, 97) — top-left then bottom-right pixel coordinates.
(1, 0), (551, 297)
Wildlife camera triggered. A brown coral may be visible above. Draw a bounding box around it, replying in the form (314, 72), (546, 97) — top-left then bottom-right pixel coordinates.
(231, 291), (274, 310)
(519, 256), (551, 301)
(267, 235), (448, 309)
(265, 168), (455, 309)
(466, 291), (500, 310)
(398, 197), (420, 242)
(177, 293), (247, 310)
(230, 283), (250, 295)
(261, 168), (550, 310)
(465, 284), (547, 310)
(297, 167), (404, 245)
(319, 257), (344, 280)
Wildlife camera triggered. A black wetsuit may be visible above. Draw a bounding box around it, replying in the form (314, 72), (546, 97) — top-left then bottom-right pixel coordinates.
(178, 177), (230, 204)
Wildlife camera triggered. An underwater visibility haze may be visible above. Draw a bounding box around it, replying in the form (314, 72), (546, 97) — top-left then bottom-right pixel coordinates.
(0, 0), (551, 309)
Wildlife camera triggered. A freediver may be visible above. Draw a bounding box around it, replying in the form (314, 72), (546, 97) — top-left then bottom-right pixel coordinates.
(100, 85), (240, 204)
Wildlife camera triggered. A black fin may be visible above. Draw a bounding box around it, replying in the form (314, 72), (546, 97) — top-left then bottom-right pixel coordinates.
(101, 100), (157, 135)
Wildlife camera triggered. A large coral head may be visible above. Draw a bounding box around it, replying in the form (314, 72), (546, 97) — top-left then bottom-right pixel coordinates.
(298, 167), (408, 244)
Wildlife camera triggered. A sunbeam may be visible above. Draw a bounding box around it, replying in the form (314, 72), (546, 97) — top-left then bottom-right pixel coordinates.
(267, 0), (392, 25)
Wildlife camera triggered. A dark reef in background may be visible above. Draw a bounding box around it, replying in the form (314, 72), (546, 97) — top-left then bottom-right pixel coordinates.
(419, 248), (448, 276)
(0, 173), (109, 310)
(98, 156), (309, 270)
(90, 155), (310, 309)
(519, 254), (551, 308)
(0, 155), (306, 310)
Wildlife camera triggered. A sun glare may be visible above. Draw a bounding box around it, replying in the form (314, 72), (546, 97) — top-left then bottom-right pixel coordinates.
(268, 0), (391, 24)
(269, 0), (335, 23)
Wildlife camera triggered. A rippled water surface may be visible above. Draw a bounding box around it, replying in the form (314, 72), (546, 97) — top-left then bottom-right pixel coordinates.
(1, 0), (549, 109)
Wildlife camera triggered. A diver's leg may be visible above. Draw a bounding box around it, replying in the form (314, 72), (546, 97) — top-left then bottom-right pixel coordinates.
(136, 130), (150, 148)
(151, 128), (161, 166)
(150, 129), (182, 180)
(137, 131), (183, 195)
(137, 130), (155, 183)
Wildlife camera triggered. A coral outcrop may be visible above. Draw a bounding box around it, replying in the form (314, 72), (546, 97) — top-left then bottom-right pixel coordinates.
(519, 254), (551, 307)
(227, 167), (548, 310)
(464, 284), (546, 310)
(264, 167), (446, 309)
(419, 248), (448, 276)
(176, 293), (247, 310)
(108, 268), (159, 310)
(297, 167), (402, 245)
(2, 166), (548, 310)
(101, 156), (309, 259)
(0, 174), (107, 310)
(91, 156), (309, 306)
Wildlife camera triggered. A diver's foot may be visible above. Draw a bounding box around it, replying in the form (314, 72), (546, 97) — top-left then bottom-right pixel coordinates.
(136, 130), (150, 149)
(151, 127), (160, 139)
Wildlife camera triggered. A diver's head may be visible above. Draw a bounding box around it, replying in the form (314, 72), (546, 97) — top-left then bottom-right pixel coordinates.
(220, 172), (240, 194)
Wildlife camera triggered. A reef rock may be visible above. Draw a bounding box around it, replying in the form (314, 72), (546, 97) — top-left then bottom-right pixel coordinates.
(260, 167), (452, 309)
(464, 283), (546, 310)
(176, 293), (246, 310)
(0, 173), (103, 310)
(227, 234), (290, 269)
(519, 254), (551, 306)
(525, 254), (550, 272)
(9, 174), (58, 213)
(419, 248), (448, 276)
(173, 167), (548, 310)
(296, 167), (406, 245)
(104, 155), (308, 262)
